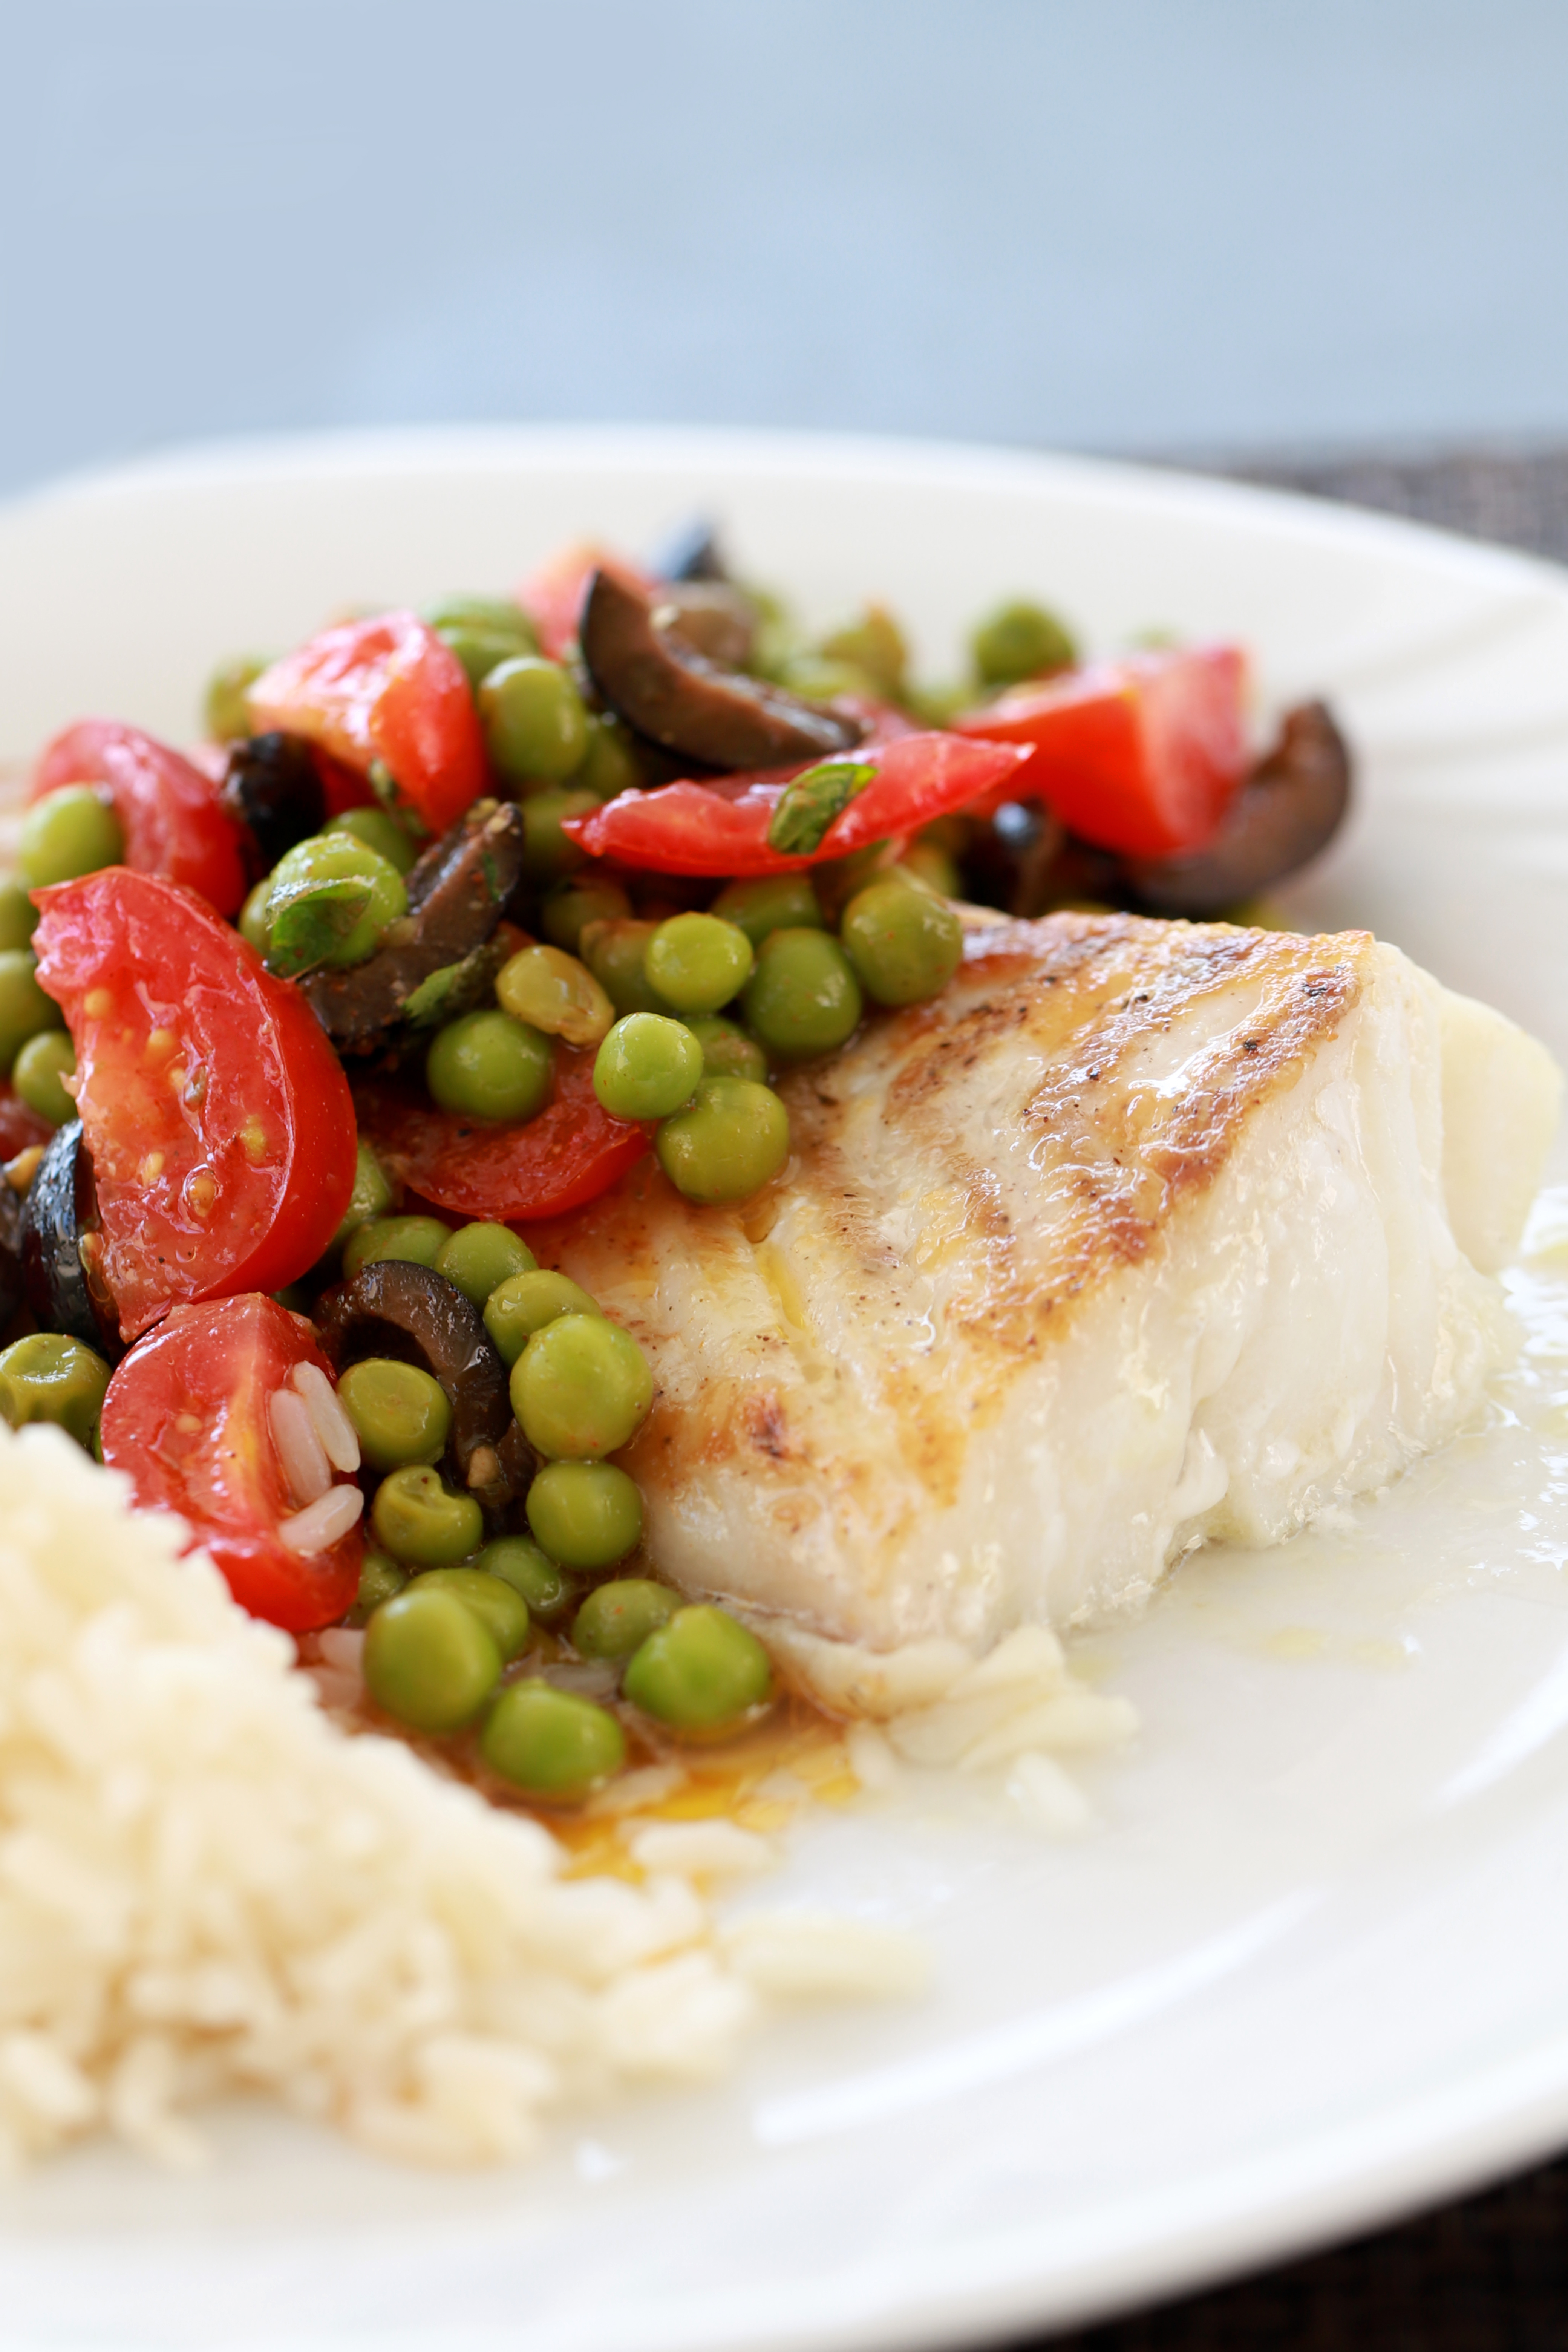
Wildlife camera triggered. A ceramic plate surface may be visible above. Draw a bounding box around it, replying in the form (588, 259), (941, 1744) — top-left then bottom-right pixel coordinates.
(3, 427), (1568, 2352)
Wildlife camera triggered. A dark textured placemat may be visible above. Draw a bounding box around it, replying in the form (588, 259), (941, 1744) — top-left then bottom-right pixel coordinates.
(1019, 444), (1568, 2352)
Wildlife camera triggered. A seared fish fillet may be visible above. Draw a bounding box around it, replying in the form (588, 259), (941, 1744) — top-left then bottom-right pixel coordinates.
(535, 914), (1559, 1663)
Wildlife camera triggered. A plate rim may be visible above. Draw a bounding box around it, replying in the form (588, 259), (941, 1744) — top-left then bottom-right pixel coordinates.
(4, 422), (1568, 2348)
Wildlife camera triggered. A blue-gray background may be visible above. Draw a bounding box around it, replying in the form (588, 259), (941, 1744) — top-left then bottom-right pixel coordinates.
(3, 0), (1565, 499)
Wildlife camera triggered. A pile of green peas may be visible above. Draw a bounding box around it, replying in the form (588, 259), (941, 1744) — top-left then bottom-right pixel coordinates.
(335, 1209), (771, 1801)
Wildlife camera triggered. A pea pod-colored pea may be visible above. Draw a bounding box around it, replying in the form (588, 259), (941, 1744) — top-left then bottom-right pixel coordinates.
(0, 1333), (112, 1452)
(526, 1461), (643, 1571)
(481, 1681), (625, 1800)
(655, 1075), (789, 1205)
(511, 1314), (652, 1460)
(623, 1605), (773, 1735)
(840, 875), (964, 1006)
(342, 1214), (452, 1281)
(371, 1465), (485, 1568)
(338, 1358), (452, 1472)
(475, 1534), (576, 1624)
(644, 913), (754, 1015)
(413, 1566), (531, 1661)
(19, 787), (124, 890)
(740, 928), (861, 1059)
(484, 1269), (600, 1367)
(426, 1009), (553, 1124)
(572, 1577), (676, 1662)
(593, 1012), (703, 1121)
(435, 1220), (538, 1308)
(363, 1585), (502, 1732)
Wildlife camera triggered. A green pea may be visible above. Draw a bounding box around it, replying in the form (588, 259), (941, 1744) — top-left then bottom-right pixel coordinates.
(412, 1566), (531, 1662)
(593, 1012), (703, 1122)
(0, 879), (39, 953)
(342, 1213), (452, 1281)
(426, 1009), (553, 1124)
(479, 655), (588, 782)
(681, 1014), (769, 1083)
(971, 599), (1078, 688)
(324, 806), (417, 875)
(496, 943), (614, 1048)
(426, 600), (537, 690)
(371, 1465), (485, 1568)
(266, 835), (407, 975)
(239, 877), (274, 954)
(579, 919), (664, 1016)
(0, 951), (65, 1070)
(424, 593), (538, 646)
(525, 1460), (644, 1570)
(0, 1332), (112, 1452)
(484, 1271), (600, 1367)
(363, 1585), (501, 1732)
(644, 913), (755, 1015)
(577, 714), (642, 801)
(204, 653), (269, 742)
(511, 1314), (653, 1461)
(347, 1548), (406, 1627)
(338, 1358), (452, 1472)
(571, 1577), (677, 1662)
(434, 1221), (537, 1308)
(475, 1534), (576, 1625)
(709, 872), (825, 948)
(541, 877), (632, 955)
(19, 787), (124, 890)
(11, 1030), (76, 1125)
(655, 1075), (790, 1206)
(841, 875), (964, 1006)
(481, 1680), (626, 1800)
(818, 603), (908, 698)
(330, 1140), (396, 1255)
(520, 787), (600, 882)
(898, 840), (962, 897)
(740, 928), (861, 1060)
(622, 1605), (773, 1735)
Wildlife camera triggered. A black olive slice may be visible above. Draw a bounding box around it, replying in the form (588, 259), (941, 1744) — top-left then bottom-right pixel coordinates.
(580, 567), (864, 773)
(0, 1181), (23, 1333)
(300, 799), (527, 1056)
(19, 1121), (123, 1362)
(312, 1260), (521, 1509)
(220, 733), (326, 878)
(1124, 701), (1352, 918)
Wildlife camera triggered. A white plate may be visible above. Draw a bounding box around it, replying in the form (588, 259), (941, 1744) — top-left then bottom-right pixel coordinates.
(3, 427), (1568, 2352)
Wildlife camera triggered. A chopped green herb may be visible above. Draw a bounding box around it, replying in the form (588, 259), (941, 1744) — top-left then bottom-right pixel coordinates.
(766, 759), (876, 858)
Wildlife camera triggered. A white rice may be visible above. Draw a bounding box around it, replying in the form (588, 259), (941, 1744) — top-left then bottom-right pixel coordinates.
(0, 1423), (923, 2171)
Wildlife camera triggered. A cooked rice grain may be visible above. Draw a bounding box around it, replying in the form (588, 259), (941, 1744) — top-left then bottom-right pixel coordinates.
(0, 1424), (784, 2168)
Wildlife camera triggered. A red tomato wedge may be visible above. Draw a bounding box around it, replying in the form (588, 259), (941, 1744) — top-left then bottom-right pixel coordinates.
(950, 646), (1251, 859)
(33, 721), (249, 917)
(356, 1047), (648, 1224)
(245, 611), (488, 834)
(565, 732), (1032, 878)
(102, 1294), (363, 1631)
(32, 870), (357, 1340)
(519, 544), (651, 663)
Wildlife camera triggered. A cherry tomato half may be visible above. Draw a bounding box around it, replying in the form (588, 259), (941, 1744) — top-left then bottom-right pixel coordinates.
(951, 646), (1251, 859)
(33, 721), (250, 917)
(246, 611), (488, 835)
(102, 1293), (362, 1631)
(565, 731), (1031, 878)
(355, 1046), (648, 1224)
(32, 869), (357, 1340)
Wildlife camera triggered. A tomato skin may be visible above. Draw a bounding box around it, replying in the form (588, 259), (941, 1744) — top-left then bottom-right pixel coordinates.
(102, 1294), (362, 1631)
(566, 731), (1031, 878)
(951, 647), (1251, 859)
(518, 544), (650, 663)
(33, 721), (250, 917)
(246, 612), (488, 834)
(356, 1048), (648, 1224)
(31, 870), (357, 1340)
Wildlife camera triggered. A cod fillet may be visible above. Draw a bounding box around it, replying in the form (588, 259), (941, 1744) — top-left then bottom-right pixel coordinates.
(531, 914), (1559, 1678)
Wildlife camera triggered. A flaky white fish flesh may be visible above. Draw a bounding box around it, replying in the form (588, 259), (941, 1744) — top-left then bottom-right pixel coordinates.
(533, 913), (1559, 1666)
